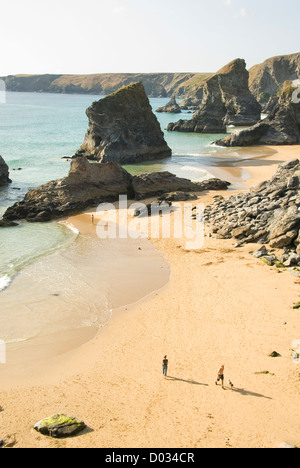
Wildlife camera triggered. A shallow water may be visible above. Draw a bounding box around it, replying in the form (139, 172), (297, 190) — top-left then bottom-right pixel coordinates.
(0, 91), (262, 347)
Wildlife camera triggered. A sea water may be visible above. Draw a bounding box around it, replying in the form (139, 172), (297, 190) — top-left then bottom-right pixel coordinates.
(0, 91), (251, 345)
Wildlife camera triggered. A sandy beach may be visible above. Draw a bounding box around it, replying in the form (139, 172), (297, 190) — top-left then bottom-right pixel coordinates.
(0, 145), (300, 448)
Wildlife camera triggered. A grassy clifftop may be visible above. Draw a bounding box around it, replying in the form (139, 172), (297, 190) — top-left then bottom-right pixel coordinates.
(1, 72), (212, 98)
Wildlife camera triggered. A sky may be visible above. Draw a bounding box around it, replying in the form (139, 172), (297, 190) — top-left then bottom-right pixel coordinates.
(1, 0), (300, 75)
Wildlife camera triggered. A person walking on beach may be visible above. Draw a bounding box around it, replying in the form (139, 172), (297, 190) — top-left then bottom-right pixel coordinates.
(215, 365), (225, 387)
(91, 214), (94, 225)
(162, 355), (168, 377)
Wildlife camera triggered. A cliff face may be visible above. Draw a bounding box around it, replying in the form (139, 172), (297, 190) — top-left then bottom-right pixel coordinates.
(1, 72), (201, 98)
(168, 59), (261, 134)
(74, 82), (172, 164)
(0, 156), (11, 186)
(214, 82), (300, 147)
(249, 52), (300, 100)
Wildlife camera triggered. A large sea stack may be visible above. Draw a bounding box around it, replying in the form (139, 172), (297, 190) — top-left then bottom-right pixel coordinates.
(167, 59), (261, 134)
(214, 81), (300, 147)
(0, 155), (11, 186)
(74, 82), (172, 164)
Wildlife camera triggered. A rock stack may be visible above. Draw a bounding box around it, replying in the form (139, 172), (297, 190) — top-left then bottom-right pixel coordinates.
(156, 95), (182, 114)
(74, 82), (172, 164)
(214, 81), (300, 146)
(167, 59), (261, 134)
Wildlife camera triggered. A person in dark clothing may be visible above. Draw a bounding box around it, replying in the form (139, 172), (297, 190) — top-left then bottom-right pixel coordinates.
(162, 355), (168, 376)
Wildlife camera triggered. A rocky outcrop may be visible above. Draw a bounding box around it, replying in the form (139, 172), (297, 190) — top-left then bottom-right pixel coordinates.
(2, 157), (230, 222)
(0, 155), (11, 185)
(204, 159), (300, 253)
(132, 172), (230, 200)
(167, 59), (261, 134)
(156, 96), (181, 113)
(74, 82), (172, 164)
(3, 158), (134, 222)
(249, 52), (300, 101)
(214, 82), (300, 147)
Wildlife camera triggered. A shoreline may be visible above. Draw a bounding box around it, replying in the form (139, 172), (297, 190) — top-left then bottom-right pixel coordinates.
(0, 145), (300, 448)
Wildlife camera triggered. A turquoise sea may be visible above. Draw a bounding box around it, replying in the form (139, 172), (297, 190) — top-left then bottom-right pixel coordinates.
(0, 91), (259, 346)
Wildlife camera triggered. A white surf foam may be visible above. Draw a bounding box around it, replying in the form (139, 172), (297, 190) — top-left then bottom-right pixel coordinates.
(0, 275), (12, 292)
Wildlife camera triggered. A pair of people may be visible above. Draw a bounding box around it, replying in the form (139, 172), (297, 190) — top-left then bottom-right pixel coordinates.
(162, 359), (228, 388)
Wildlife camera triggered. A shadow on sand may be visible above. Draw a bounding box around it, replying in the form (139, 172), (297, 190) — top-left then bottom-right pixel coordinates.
(224, 386), (272, 399)
(166, 376), (209, 386)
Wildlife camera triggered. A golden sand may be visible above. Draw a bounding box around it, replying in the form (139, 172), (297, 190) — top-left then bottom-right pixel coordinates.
(0, 146), (299, 448)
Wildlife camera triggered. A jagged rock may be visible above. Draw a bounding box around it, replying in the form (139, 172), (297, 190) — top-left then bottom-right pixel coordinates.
(156, 95), (181, 114)
(263, 96), (279, 114)
(167, 59), (261, 134)
(0, 155), (11, 186)
(2, 158), (230, 222)
(215, 82), (300, 147)
(253, 245), (268, 258)
(73, 82), (172, 164)
(132, 173), (230, 200)
(3, 158), (134, 222)
(34, 414), (86, 438)
(204, 159), (300, 254)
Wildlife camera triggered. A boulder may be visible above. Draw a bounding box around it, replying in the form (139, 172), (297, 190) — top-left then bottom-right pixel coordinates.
(167, 59), (261, 134)
(74, 82), (172, 164)
(0, 155), (11, 186)
(156, 95), (182, 114)
(33, 414), (86, 438)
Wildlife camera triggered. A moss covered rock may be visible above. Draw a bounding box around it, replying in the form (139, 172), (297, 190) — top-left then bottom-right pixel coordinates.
(33, 414), (86, 438)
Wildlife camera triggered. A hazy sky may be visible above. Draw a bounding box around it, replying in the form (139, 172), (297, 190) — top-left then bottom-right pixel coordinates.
(2, 0), (300, 75)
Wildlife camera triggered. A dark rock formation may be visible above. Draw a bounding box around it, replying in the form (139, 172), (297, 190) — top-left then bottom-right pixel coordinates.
(132, 172), (230, 200)
(2, 157), (230, 222)
(156, 95), (181, 113)
(3, 158), (134, 222)
(0, 155), (11, 185)
(249, 52), (300, 101)
(204, 159), (300, 254)
(167, 59), (261, 134)
(74, 82), (172, 164)
(214, 83), (300, 147)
